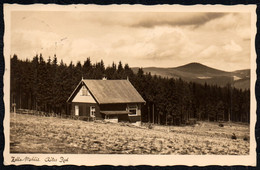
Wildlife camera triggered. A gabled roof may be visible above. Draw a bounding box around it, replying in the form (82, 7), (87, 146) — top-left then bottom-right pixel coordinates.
(83, 79), (145, 104)
(67, 79), (145, 104)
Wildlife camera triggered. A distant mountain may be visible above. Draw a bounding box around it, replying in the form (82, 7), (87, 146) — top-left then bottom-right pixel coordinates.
(131, 62), (250, 90)
(172, 62), (228, 75)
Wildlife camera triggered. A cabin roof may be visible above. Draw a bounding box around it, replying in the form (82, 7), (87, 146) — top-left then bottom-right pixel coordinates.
(67, 79), (145, 104)
(83, 79), (145, 104)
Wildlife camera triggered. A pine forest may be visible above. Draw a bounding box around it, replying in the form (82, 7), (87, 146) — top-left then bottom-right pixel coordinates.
(10, 54), (250, 125)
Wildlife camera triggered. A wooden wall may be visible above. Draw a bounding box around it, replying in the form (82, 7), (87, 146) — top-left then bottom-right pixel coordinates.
(71, 102), (103, 119)
(70, 102), (143, 123)
(99, 104), (127, 111)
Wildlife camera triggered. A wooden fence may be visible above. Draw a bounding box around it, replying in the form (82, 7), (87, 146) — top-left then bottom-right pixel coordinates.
(15, 109), (95, 121)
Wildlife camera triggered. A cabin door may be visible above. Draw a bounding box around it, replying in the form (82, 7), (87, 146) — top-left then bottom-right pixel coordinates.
(75, 105), (79, 116)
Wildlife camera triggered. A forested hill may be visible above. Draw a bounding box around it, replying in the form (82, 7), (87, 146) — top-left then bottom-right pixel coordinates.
(132, 63), (250, 90)
(10, 54), (250, 124)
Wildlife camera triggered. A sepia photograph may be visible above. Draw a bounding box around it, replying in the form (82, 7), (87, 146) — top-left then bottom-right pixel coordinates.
(3, 4), (257, 166)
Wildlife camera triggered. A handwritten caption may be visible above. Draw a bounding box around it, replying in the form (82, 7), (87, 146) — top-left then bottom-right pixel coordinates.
(11, 156), (69, 163)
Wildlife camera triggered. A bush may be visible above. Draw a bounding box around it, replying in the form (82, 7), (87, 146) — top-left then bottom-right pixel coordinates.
(231, 133), (237, 140)
(79, 116), (90, 121)
(243, 136), (249, 141)
(219, 123), (224, 127)
(189, 118), (197, 125)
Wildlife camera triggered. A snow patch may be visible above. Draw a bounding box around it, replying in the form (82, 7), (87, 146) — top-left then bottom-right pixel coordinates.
(197, 76), (212, 79)
(233, 76), (242, 81)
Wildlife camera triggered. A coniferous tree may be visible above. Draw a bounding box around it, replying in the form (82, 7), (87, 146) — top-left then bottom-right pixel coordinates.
(10, 54), (250, 124)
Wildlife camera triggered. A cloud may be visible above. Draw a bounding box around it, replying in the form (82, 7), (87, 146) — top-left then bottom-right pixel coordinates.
(60, 11), (227, 29)
(11, 30), (51, 56)
(195, 41), (249, 71)
(10, 11), (251, 71)
(198, 45), (220, 59)
(223, 40), (242, 52)
(201, 13), (251, 32)
(131, 12), (227, 28)
(112, 27), (189, 61)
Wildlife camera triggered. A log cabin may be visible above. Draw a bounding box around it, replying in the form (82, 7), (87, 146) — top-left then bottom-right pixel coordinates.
(66, 78), (145, 123)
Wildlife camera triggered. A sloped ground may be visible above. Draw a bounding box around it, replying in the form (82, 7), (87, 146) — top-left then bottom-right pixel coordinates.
(10, 113), (250, 155)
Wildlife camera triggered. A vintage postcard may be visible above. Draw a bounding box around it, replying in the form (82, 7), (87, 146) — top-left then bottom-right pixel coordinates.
(3, 4), (257, 166)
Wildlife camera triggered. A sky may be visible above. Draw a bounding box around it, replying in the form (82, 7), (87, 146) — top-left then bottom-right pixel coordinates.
(10, 10), (251, 71)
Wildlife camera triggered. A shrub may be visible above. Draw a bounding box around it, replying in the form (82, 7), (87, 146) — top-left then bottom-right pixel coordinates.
(219, 123), (224, 127)
(243, 136), (249, 141)
(81, 116), (90, 121)
(148, 123), (153, 129)
(231, 133), (237, 140)
(189, 118), (197, 125)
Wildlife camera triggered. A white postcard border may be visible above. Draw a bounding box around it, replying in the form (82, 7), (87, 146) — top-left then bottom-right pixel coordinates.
(3, 4), (257, 166)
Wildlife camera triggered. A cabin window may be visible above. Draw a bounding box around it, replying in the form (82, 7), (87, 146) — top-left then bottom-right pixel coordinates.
(81, 86), (90, 96)
(90, 106), (95, 117)
(127, 104), (137, 116)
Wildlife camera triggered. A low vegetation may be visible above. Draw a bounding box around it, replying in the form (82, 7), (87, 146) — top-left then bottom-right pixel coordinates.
(10, 113), (250, 155)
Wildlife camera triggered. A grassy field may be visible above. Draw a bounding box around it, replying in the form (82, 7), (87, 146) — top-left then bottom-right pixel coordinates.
(10, 113), (250, 155)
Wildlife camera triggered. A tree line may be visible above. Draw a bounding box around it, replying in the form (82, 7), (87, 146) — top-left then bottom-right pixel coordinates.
(10, 54), (250, 124)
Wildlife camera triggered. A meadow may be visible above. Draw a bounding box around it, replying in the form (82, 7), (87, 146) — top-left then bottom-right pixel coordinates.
(10, 113), (250, 155)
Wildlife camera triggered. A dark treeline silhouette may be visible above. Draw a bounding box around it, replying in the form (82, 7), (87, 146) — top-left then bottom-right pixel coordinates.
(10, 54), (250, 124)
